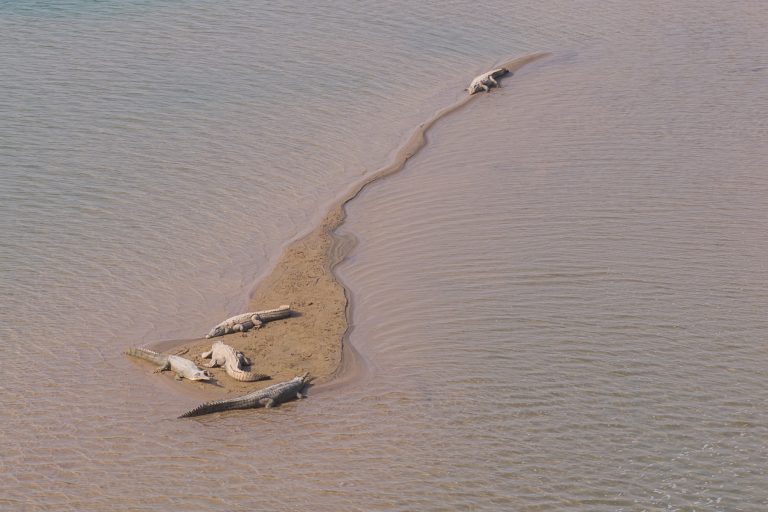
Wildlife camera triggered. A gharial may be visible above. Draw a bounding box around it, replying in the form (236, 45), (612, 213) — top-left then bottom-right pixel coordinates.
(466, 67), (511, 94)
(205, 304), (292, 338)
(126, 347), (211, 381)
(201, 340), (269, 382)
(179, 373), (310, 418)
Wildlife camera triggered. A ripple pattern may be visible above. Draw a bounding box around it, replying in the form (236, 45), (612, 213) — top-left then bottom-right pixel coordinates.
(1, 0), (767, 510)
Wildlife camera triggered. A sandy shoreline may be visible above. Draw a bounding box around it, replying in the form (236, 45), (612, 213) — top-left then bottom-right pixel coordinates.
(137, 53), (549, 400)
(146, 206), (351, 399)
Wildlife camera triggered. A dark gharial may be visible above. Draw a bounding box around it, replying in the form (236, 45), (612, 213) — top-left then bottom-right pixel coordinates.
(179, 373), (309, 418)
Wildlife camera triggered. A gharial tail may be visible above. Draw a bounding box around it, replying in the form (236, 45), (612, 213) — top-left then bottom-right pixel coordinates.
(178, 396), (252, 418)
(491, 68), (511, 79)
(225, 365), (270, 382)
(255, 304), (292, 322)
(125, 347), (167, 366)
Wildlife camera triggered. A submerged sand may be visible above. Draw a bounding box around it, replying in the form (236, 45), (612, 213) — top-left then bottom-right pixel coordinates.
(137, 53), (549, 399)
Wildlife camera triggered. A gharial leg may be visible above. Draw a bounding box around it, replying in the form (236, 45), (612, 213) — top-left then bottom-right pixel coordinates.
(153, 361), (171, 373)
(204, 357), (224, 368)
(250, 315), (264, 330)
(480, 83), (490, 92)
(236, 352), (251, 367)
(488, 76), (498, 87)
(238, 320), (255, 336)
(259, 398), (275, 408)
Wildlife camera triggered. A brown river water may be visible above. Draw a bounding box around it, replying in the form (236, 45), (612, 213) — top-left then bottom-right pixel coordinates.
(2, 1), (767, 510)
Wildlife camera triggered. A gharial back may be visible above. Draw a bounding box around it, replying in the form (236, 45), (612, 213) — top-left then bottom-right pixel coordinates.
(257, 374), (307, 402)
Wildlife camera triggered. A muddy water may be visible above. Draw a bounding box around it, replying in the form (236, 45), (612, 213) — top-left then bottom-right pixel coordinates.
(2, 1), (768, 510)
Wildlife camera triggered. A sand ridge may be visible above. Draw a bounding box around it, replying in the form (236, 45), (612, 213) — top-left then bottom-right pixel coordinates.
(138, 53), (550, 400)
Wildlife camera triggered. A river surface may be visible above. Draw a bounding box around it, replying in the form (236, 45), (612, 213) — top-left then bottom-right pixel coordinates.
(2, 1), (767, 510)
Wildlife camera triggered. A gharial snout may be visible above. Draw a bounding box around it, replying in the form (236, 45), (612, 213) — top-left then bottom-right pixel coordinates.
(190, 370), (212, 381)
(206, 327), (224, 339)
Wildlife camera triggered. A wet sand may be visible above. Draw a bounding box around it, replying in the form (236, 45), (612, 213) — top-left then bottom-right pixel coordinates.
(139, 53), (550, 399)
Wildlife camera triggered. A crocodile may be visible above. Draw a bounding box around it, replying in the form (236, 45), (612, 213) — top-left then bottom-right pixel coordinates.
(179, 373), (309, 418)
(466, 67), (511, 94)
(126, 347), (211, 381)
(201, 340), (269, 382)
(205, 304), (292, 338)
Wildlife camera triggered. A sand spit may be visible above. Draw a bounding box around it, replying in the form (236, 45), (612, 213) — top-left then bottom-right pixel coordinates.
(139, 53), (550, 400)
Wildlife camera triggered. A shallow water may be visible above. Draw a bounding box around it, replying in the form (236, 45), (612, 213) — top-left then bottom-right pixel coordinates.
(2, 1), (767, 510)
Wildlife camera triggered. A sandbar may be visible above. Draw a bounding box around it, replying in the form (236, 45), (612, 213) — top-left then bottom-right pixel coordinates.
(141, 53), (549, 399)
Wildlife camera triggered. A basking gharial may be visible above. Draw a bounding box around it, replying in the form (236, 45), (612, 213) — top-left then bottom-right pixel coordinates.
(205, 304), (292, 338)
(179, 373), (309, 418)
(126, 347), (211, 381)
(466, 67), (511, 94)
(201, 340), (269, 382)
